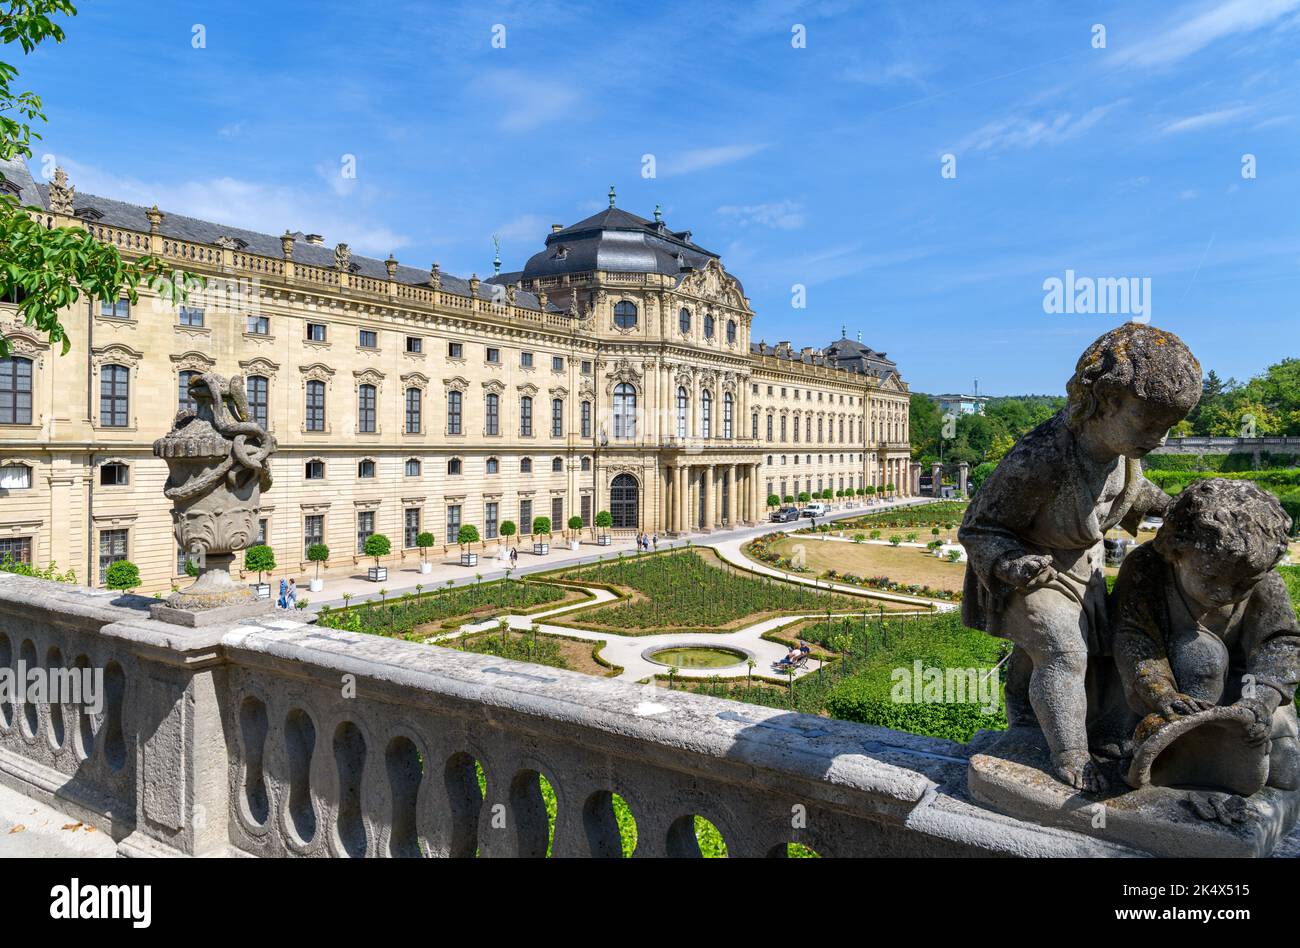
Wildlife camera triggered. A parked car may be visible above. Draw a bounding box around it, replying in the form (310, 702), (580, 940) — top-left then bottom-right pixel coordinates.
(800, 502), (830, 518)
(771, 507), (801, 523)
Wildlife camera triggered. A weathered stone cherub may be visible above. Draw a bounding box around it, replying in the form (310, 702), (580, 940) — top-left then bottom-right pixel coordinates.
(960, 323), (1201, 791)
(1111, 479), (1299, 801)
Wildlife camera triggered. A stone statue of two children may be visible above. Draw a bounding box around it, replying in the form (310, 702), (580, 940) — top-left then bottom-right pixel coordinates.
(960, 323), (1299, 815)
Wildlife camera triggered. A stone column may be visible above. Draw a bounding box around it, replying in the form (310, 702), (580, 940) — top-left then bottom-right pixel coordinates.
(703, 465), (715, 531)
(726, 465), (736, 526)
(674, 465), (685, 534)
(958, 461), (970, 497)
(931, 461), (943, 498)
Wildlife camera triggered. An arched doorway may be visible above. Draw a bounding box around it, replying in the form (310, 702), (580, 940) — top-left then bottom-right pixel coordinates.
(610, 473), (640, 529)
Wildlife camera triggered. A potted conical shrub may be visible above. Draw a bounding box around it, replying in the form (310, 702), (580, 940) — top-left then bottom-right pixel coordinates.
(243, 544), (275, 599)
(364, 533), (390, 582)
(307, 542), (329, 592)
(416, 531), (435, 574)
(457, 524), (480, 566)
(595, 510), (613, 545)
(531, 516), (551, 555)
(498, 520), (516, 562)
(567, 515), (583, 551)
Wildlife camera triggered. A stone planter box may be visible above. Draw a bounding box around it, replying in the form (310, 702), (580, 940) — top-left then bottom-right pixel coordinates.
(308, 578), (324, 593)
(251, 583), (271, 600)
(419, 561), (433, 574)
(533, 542), (549, 555)
(367, 566), (388, 582)
(596, 535), (612, 546)
(459, 552), (479, 567)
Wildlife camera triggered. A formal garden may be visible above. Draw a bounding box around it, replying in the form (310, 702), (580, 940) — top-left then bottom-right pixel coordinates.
(547, 547), (910, 634)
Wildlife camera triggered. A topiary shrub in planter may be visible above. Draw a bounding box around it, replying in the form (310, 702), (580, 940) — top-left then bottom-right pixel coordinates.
(307, 543), (330, 592)
(364, 533), (391, 581)
(243, 544), (276, 599)
(567, 515), (584, 550)
(531, 517), (551, 555)
(595, 510), (613, 545)
(105, 560), (140, 594)
(416, 531), (435, 574)
(456, 524), (480, 567)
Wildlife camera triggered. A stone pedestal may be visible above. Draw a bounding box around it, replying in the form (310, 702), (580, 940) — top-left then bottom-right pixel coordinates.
(967, 727), (1300, 857)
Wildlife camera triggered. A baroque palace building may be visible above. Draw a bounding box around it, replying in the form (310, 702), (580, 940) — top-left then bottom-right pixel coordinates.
(0, 161), (916, 590)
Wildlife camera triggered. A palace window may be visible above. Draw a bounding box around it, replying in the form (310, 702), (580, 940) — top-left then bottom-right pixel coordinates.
(613, 301), (638, 330)
(485, 502), (499, 539)
(356, 511), (374, 554)
(551, 398), (563, 438)
(552, 356), (564, 372)
(305, 380), (325, 431)
(486, 457), (499, 475)
(100, 364), (129, 427)
(405, 388), (422, 434)
(357, 384), (377, 433)
(0, 463), (31, 489)
(551, 457), (563, 473)
(679, 308), (691, 333)
(98, 528), (128, 584)
(303, 515), (324, 558)
(726, 320), (737, 343)
(703, 314), (715, 338)
(486, 347), (500, 364)
(306, 322), (326, 342)
(445, 505), (461, 545)
(723, 392), (734, 438)
(676, 387), (688, 438)
(520, 395), (533, 436)
(780, 415), (787, 442)
(404, 509), (421, 548)
(521, 351), (534, 368)
(486, 392), (501, 435)
(247, 315), (270, 335)
(178, 370), (198, 413)
(305, 460), (325, 480)
(766, 414), (773, 442)
(99, 298), (129, 319)
(580, 400), (591, 439)
(520, 457), (532, 473)
(99, 462), (128, 486)
(448, 390), (463, 435)
(0, 536), (31, 563)
(0, 356), (33, 425)
(519, 498), (533, 534)
(359, 329), (377, 348)
(612, 383), (636, 439)
(406, 336), (422, 354)
(581, 456), (591, 472)
(179, 306), (205, 328)
(358, 459), (375, 478)
(701, 390), (712, 439)
(752, 413), (759, 439)
(405, 458), (421, 477)
(448, 342), (463, 359)
(247, 376), (269, 428)
(580, 361), (592, 375)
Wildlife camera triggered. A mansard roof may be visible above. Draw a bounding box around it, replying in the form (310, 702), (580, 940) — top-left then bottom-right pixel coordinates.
(521, 204), (720, 281)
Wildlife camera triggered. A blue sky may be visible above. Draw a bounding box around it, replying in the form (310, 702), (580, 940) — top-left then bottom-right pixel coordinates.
(19, 0), (1300, 394)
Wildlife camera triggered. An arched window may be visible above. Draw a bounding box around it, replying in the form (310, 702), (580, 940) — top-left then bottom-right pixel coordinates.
(703, 313), (715, 338)
(247, 375), (269, 429)
(612, 383), (636, 439)
(752, 413), (759, 439)
(726, 320), (737, 344)
(358, 459), (375, 478)
(520, 395), (533, 436)
(101, 364), (130, 428)
(486, 457), (499, 474)
(0, 463), (31, 489)
(447, 458), (462, 476)
(551, 457), (563, 473)
(448, 390), (463, 434)
(520, 457), (533, 473)
(581, 456), (591, 472)
(723, 392), (734, 438)
(551, 398), (563, 438)
(678, 308), (691, 333)
(610, 473), (639, 529)
(0, 356), (32, 425)
(484, 392), (499, 436)
(305, 459), (325, 480)
(676, 386), (688, 438)
(701, 390), (713, 439)
(177, 369), (199, 414)
(613, 301), (638, 330)
(405, 388), (422, 434)
(405, 458), (421, 477)
(357, 383), (376, 433)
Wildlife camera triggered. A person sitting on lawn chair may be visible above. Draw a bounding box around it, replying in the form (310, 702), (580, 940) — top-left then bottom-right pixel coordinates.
(775, 639), (811, 670)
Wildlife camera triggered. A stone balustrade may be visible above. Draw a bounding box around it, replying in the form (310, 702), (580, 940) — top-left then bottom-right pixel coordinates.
(0, 572), (1132, 858)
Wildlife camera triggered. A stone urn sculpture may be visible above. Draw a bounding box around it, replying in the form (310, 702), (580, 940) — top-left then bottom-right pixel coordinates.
(153, 372), (277, 612)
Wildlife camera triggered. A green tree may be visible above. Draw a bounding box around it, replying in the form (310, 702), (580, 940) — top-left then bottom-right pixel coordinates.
(363, 533), (391, 566)
(104, 559), (139, 592)
(243, 545), (275, 584)
(307, 542), (329, 579)
(500, 520), (517, 541)
(767, 494), (780, 508)
(0, 1), (198, 356)
(567, 515), (584, 538)
(594, 510), (613, 534)
(532, 516), (551, 537)
(456, 524), (480, 548)
(415, 530), (434, 561)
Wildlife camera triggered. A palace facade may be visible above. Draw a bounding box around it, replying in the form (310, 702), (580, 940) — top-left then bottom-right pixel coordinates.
(0, 160), (916, 590)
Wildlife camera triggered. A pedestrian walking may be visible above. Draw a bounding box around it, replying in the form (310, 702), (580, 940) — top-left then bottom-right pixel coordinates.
(652, 533), (659, 551)
(286, 578), (298, 610)
(277, 577), (288, 610)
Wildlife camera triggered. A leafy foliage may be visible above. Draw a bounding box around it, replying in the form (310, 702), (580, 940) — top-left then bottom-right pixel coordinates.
(363, 533), (391, 561)
(0, 552), (73, 582)
(243, 544), (275, 579)
(104, 559), (140, 591)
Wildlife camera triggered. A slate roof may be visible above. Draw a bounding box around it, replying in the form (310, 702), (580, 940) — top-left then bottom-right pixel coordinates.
(0, 156), (48, 207)
(751, 336), (900, 380)
(521, 205), (720, 281)
(3, 159), (553, 312)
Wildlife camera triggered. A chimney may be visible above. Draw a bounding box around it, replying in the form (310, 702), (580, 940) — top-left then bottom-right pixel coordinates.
(304, 234), (324, 245)
(551, 224), (563, 234)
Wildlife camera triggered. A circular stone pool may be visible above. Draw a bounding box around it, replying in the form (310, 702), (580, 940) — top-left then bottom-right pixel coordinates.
(643, 644), (751, 670)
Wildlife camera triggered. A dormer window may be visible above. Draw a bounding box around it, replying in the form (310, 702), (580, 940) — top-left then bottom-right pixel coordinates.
(74, 207), (103, 220)
(553, 245), (569, 260)
(0, 178), (21, 196)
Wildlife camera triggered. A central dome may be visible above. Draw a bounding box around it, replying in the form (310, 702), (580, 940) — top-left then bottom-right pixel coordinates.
(520, 205), (719, 280)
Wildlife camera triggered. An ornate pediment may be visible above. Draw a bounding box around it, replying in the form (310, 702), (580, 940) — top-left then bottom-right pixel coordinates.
(443, 375), (469, 392)
(676, 258), (747, 311)
(401, 371), (430, 390)
(516, 382), (539, 396)
(603, 357), (643, 395)
(170, 349), (216, 373)
(353, 368), (385, 386)
(299, 362), (335, 383)
(481, 379), (505, 395)
(240, 357), (280, 378)
(92, 342), (143, 368)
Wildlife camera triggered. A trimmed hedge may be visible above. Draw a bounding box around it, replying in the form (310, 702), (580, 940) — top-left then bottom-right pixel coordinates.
(1143, 453), (1299, 473)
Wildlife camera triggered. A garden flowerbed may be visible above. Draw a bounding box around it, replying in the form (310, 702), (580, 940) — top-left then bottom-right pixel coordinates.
(316, 578), (575, 638)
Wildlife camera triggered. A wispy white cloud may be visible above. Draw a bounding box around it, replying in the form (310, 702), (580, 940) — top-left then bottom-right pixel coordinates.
(957, 102), (1123, 153)
(479, 70), (581, 133)
(492, 213), (549, 242)
(663, 144), (768, 176)
(1116, 0), (1300, 68)
(57, 157), (409, 256)
(1160, 105), (1253, 134)
(716, 200), (805, 230)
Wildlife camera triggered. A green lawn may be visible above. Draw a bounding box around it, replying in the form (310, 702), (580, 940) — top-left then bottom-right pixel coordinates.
(316, 578), (569, 638)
